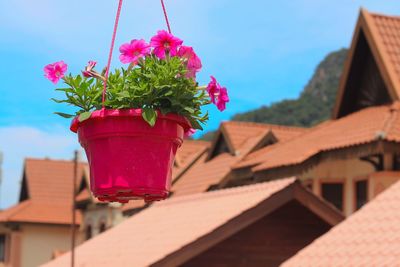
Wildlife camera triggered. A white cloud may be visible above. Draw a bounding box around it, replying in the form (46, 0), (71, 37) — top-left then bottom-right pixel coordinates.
(0, 126), (80, 208)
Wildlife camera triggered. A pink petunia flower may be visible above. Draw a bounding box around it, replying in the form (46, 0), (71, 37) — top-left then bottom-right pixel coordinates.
(206, 76), (219, 104)
(119, 39), (151, 64)
(150, 30), (183, 59)
(44, 61), (68, 84)
(184, 128), (197, 138)
(82, 60), (97, 77)
(216, 87), (229, 111)
(206, 76), (229, 111)
(177, 46), (202, 78)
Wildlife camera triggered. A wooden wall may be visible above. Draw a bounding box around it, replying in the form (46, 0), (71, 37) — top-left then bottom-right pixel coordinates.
(181, 200), (331, 267)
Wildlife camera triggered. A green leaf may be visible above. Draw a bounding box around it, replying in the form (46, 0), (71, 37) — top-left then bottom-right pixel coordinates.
(54, 112), (74, 118)
(78, 111), (92, 122)
(184, 107), (195, 113)
(55, 88), (75, 93)
(142, 107), (157, 127)
(51, 98), (68, 103)
(188, 118), (203, 130)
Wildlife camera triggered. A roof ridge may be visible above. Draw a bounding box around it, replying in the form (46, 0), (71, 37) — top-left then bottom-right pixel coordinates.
(234, 122), (329, 168)
(369, 11), (400, 20)
(25, 157), (88, 165)
(156, 178), (296, 207)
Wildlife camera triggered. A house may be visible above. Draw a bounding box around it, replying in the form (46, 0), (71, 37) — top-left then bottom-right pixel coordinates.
(0, 158), (86, 267)
(171, 121), (307, 196)
(42, 178), (343, 267)
(282, 179), (400, 266)
(231, 9), (400, 216)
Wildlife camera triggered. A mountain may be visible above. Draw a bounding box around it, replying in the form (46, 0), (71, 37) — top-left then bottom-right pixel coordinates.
(200, 48), (348, 141)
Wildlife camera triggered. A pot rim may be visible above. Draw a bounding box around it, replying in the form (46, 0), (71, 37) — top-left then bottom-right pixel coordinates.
(70, 108), (192, 133)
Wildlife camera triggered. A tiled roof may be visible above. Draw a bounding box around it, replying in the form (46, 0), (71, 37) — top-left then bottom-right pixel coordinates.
(282, 180), (400, 267)
(24, 158), (86, 202)
(0, 158), (86, 225)
(42, 179), (293, 267)
(333, 9), (400, 118)
(0, 200), (80, 225)
(42, 178), (343, 267)
(172, 122), (306, 196)
(249, 103), (400, 174)
(368, 11), (400, 94)
(172, 152), (236, 196)
(221, 121), (307, 154)
(172, 140), (210, 182)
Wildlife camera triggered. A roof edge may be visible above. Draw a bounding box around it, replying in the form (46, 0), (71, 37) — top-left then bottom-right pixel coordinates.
(332, 8), (400, 119)
(151, 181), (296, 267)
(253, 140), (400, 180)
(151, 181), (344, 267)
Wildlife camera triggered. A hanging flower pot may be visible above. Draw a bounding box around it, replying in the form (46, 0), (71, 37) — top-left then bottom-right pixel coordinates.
(44, 2), (229, 203)
(70, 109), (190, 202)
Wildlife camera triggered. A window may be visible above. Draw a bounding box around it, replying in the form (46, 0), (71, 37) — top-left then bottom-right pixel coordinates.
(85, 225), (92, 240)
(0, 235), (5, 262)
(321, 182), (344, 211)
(355, 180), (368, 210)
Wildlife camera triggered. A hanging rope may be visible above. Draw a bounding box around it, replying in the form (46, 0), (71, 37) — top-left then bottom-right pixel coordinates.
(160, 0), (172, 33)
(102, 0), (172, 106)
(102, 0), (124, 106)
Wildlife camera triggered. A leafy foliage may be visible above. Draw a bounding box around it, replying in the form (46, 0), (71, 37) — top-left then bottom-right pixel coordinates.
(52, 56), (210, 129)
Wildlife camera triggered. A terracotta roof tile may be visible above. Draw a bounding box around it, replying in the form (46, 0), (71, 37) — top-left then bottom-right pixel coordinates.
(0, 200), (81, 225)
(0, 158), (86, 224)
(172, 140), (210, 182)
(282, 179), (400, 266)
(42, 178), (296, 267)
(250, 103), (400, 173)
(370, 12), (400, 89)
(172, 122), (306, 197)
(172, 152), (236, 196)
(24, 158), (86, 202)
(222, 121), (307, 154)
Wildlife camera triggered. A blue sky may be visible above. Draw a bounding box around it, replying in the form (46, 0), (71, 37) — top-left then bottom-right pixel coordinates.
(0, 0), (399, 208)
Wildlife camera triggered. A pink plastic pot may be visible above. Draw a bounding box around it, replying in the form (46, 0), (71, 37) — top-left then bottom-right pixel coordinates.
(70, 108), (190, 203)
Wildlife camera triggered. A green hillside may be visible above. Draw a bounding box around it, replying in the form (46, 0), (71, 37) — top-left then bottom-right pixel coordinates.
(200, 48), (348, 141)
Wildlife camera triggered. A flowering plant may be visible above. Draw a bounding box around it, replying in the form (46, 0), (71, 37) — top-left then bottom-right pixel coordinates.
(45, 30), (229, 130)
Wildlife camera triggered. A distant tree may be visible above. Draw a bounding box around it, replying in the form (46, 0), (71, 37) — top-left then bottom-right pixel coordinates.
(232, 48), (348, 127)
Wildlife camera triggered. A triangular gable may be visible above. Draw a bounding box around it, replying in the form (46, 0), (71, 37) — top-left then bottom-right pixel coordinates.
(207, 126), (236, 160)
(248, 130), (279, 154)
(333, 9), (400, 119)
(22, 158), (86, 202)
